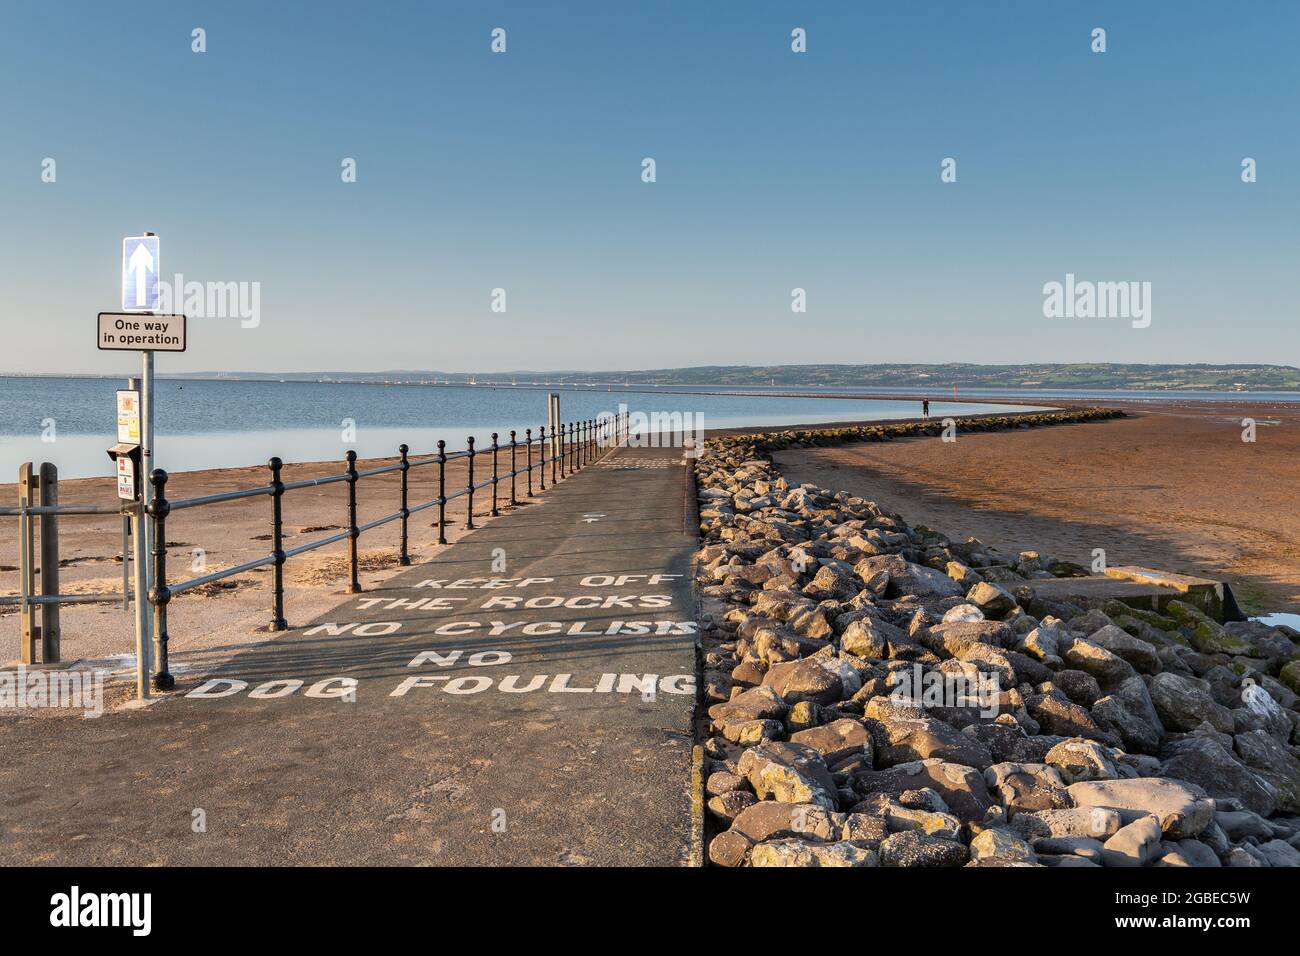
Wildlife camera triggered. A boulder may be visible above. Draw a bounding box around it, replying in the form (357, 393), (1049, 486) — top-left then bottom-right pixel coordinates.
(984, 762), (1072, 811)
(750, 838), (878, 867)
(1087, 624), (1161, 674)
(737, 742), (839, 808)
(854, 758), (994, 823)
(1067, 777), (1215, 839)
(762, 658), (845, 706)
(1102, 815), (1163, 867)
(855, 554), (964, 600)
(1061, 637), (1136, 687)
(970, 828), (1036, 863)
(790, 718), (874, 766)
(879, 831), (969, 867)
(869, 712), (994, 771)
(1149, 672), (1234, 734)
(967, 581), (1018, 618)
(708, 685), (786, 724)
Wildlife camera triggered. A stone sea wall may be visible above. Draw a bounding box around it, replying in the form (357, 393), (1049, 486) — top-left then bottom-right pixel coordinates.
(694, 412), (1300, 867)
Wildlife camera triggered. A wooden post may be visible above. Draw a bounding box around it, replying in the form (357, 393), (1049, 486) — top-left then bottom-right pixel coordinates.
(18, 463), (37, 664)
(38, 462), (59, 662)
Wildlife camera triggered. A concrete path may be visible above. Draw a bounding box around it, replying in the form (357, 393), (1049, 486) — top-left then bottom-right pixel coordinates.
(0, 445), (699, 866)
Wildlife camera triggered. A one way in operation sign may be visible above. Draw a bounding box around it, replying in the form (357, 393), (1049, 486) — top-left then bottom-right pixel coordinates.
(121, 234), (160, 312)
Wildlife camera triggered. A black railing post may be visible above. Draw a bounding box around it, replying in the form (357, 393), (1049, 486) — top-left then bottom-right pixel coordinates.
(437, 440), (447, 544)
(551, 421), (558, 484)
(539, 426), (547, 490)
(269, 457), (287, 629)
(558, 423), (566, 478)
(490, 433), (500, 517)
(398, 444), (411, 565)
(525, 428), (533, 496)
(346, 450), (360, 592)
(146, 468), (174, 690)
(465, 436), (476, 530)
(569, 422), (576, 472)
(509, 430), (518, 505)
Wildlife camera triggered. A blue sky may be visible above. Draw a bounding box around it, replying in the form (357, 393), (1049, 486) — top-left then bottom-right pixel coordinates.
(1, 1), (1296, 375)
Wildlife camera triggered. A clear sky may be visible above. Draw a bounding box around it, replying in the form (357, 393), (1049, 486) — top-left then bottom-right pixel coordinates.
(2, 1), (1296, 375)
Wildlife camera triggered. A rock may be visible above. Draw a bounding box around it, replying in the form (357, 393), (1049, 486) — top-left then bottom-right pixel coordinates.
(1224, 620), (1300, 662)
(1091, 694), (1162, 756)
(705, 771), (748, 797)
(750, 838), (878, 867)
(840, 617), (897, 659)
(970, 828), (1036, 863)
(1034, 836), (1105, 864)
(1154, 839), (1221, 867)
(762, 658), (844, 706)
(854, 758), (994, 823)
(1102, 815), (1163, 867)
(1068, 777), (1216, 839)
(727, 800), (840, 843)
(721, 718), (783, 745)
(1046, 739), (1120, 783)
(942, 603), (985, 624)
(881, 803), (963, 841)
(790, 718), (874, 766)
(1279, 660), (1300, 695)
(879, 831), (969, 867)
(984, 762), (1072, 811)
(1215, 810), (1275, 843)
(1087, 624), (1162, 674)
(785, 700), (818, 734)
(708, 685), (786, 724)
(801, 564), (859, 601)
(1167, 600), (1255, 656)
(855, 554), (964, 600)
(946, 562), (982, 589)
(1149, 672), (1234, 734)
(869, 712), (994, 771)
(1010, 807), (1123, 841)
(967, 581), (1018, 618)
(1026, 692), (1118, 745)
(1159, 736), (1278, 818)
(708, 791), (757, 821)
(1233, 729), (1300, 813)
(737, 742), (839, 808)
(925, 620), (1013, 657)
(708, 829), (753, 866)
(1061, 637), (1136, 687)
(1224, 847), (1266, 867)
(1254, 839), (1300, 868)
(1021, 624), (1063, 663)
(1051, 669), (1102, 707)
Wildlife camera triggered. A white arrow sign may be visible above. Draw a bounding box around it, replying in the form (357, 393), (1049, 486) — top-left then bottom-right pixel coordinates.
(128, 242), (153, 306)
(121, 235), (160, 312)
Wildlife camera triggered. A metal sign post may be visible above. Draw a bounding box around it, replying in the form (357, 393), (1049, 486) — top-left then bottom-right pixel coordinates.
(98, 233), (187, 700)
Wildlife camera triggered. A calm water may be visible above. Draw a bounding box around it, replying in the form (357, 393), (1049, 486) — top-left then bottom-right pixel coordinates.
(0, 377), (1045, 479)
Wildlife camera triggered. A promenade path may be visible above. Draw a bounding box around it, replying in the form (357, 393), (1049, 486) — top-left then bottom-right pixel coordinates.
(0, 445), (699, 865)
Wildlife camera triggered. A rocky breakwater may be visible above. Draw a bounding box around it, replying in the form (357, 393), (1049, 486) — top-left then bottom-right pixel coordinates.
(695, 423), (1300, 868)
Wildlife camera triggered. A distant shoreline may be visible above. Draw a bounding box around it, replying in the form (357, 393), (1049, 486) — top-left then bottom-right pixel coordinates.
(3, 373), (1299, 399)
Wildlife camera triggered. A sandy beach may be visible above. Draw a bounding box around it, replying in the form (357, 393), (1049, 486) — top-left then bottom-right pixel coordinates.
(771, 399), (1300, 615)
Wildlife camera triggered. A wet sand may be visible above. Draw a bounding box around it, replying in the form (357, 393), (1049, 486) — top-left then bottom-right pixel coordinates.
(772, 400), (1300, 614)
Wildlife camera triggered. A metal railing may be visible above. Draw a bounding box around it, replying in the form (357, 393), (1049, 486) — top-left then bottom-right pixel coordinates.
(142, 412), (629, 688)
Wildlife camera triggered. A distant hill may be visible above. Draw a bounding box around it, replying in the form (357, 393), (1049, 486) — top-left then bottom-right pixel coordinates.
(168, 363), (1300, 391)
